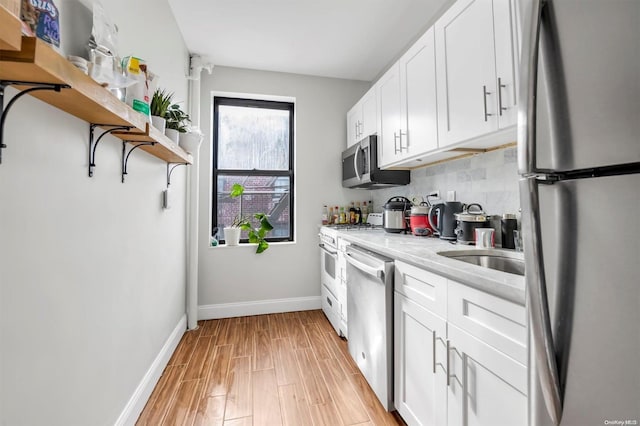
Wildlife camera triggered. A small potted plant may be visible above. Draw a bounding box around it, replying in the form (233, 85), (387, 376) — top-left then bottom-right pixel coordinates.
(149, 88), (173, 133)
(223, 184), (274, 253)
(164, 103), (191, 144)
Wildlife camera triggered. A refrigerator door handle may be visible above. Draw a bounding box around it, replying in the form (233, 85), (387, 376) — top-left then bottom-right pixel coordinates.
(517, 0), (543, 175)
(520, 177), (563, 425)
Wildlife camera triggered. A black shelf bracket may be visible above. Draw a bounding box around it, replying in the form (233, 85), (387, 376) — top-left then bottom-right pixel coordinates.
(0, 80), (70, 164)
(89, 124), (133, 177)
(166, 162), (188, 187)
(121, 141), (156, 183)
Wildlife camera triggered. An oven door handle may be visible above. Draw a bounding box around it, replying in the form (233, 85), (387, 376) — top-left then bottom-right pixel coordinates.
(318, 243), (338, 257)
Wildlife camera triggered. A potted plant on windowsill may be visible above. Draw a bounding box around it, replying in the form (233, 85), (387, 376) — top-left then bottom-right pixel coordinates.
(223, 184), (274, 253)
(150, 88), (173, 133)
(164, 103), (191, 144)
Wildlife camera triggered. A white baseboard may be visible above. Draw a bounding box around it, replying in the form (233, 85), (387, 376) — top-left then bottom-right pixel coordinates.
(115, 314), (187, 426)
(199, 296), (321, 319)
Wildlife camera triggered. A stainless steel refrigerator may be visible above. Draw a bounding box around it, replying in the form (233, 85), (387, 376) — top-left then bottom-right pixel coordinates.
(518, 0), (640, 425)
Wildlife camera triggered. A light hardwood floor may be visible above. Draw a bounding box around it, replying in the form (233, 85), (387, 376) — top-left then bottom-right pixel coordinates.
(136, 310), (405, 426)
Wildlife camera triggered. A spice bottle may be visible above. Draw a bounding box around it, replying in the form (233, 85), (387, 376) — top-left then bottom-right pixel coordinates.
(349, 202), (356, 224)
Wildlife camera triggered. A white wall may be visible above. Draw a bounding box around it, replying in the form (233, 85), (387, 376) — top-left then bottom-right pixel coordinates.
(198, 67), (369, 311)
(0, 1), (190, 425)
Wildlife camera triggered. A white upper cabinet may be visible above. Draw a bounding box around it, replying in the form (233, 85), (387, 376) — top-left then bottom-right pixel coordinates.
(376, 63), (403, 167)
(493, 0), (520, 128)
(435, 0), (519, 147)
(398, 27), (439, 162)
(378, 27), (439, 169)
(347, 86), (377, 148)
(346, 0), (521, 166)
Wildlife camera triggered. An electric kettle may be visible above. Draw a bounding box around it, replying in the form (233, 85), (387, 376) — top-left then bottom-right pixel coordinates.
(428, 201), (464, 240)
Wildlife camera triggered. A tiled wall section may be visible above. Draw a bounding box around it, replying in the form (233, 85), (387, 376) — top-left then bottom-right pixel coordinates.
(371, 147), (521, 217)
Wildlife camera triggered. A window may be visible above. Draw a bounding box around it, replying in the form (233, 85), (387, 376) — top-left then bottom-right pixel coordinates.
(212, 96), (294, 243)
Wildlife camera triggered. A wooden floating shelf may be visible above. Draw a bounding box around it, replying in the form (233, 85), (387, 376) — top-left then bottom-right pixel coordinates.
(0, 5), (21, 51)
(0, 37), (192, 164)
(112, 123), (190, 163)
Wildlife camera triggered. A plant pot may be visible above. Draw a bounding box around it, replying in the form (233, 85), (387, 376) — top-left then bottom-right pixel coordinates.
(165, 128), (180, 144)
(179, 131), (203, 154)
(151, 115), (166, 133)
(224, 227), (241, 246)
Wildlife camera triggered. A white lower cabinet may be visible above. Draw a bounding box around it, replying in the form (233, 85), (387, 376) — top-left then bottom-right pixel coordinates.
(394, 260), (527, 426)
(447, 323), (527, 426)
(394, 293), (447, 426)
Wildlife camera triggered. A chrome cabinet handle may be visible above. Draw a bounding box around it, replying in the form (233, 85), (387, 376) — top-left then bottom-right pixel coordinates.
(399, 130), (408, 152)
(358, 120), (364, 137)
(432, 330), (437, 374)
(482, 85), (493, 122)
(446, 339), (451, 386)
(498, 77), (507, 116)
(520, 177), (563, 425)
(393, 131), (401, 154)
(326, 297), (332, 307)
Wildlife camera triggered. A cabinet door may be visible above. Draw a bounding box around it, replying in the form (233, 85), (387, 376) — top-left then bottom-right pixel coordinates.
(347, 103), (362, 148)
(435, 0), (498, 146)
(447, 324), (527, 426)
(395, 293), (447, 426)
(377, 63), (402, 168)
(361, 86), (378, 138)
(493, 0), (520, 129)
(400, 26), (439, 158)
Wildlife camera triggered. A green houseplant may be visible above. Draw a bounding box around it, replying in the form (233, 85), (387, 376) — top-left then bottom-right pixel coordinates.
(164, 104), (191, 132)
(149, 89), (173, 133)
(164, 103), (191, 143)
(224, 183), (274, 253)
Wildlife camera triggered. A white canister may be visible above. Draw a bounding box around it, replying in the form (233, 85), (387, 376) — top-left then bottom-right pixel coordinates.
(475, 228), (495, 249)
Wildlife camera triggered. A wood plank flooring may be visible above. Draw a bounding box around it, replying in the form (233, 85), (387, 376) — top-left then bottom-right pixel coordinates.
(136, 310), (405, 426)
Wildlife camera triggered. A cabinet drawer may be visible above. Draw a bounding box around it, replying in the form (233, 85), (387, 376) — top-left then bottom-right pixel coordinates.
(447, 280), (527, 365)
(395, 260), (447, 318)
(321, 284), (342, 336)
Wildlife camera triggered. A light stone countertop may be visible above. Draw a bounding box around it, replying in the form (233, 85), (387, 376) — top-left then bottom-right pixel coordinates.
(335, 229), (526, 306)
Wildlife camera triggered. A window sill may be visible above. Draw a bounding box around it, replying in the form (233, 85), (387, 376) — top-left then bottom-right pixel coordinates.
(209, 240), (296, 250)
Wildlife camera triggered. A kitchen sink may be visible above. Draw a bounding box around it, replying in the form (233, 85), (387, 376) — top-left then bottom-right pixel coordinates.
(437, 249), (525, 276)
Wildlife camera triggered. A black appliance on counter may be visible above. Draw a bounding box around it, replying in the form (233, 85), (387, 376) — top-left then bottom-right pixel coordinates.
(342, 135), (410, 189)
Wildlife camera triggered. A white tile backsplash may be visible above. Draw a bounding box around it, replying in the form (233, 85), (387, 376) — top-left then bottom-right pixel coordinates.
(371, 147), (520, 216)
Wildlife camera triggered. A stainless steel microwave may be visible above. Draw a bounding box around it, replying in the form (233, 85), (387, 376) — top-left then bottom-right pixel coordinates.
(342, 135), (410, 189)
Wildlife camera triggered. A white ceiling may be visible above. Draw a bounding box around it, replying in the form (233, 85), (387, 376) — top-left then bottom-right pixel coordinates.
(167, 0), (451, 82)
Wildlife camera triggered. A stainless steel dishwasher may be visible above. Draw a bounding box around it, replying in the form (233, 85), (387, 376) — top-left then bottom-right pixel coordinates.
(345, 245), (394, 411)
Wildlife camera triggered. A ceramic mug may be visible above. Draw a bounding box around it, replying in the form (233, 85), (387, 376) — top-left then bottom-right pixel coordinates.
(475, 228), (495, 248)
